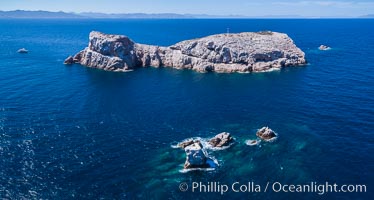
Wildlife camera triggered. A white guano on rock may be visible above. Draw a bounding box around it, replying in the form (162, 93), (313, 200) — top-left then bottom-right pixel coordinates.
(67, 31), (306, 73)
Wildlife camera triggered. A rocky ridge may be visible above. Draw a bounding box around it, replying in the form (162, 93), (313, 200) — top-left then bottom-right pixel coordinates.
(66, 31), (306, 73)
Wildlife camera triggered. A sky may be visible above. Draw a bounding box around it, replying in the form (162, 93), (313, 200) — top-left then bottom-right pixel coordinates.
(0, 0), (373, 17)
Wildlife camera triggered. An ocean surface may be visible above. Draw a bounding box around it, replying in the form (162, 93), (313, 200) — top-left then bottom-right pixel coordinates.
(0, 19), (373, 199)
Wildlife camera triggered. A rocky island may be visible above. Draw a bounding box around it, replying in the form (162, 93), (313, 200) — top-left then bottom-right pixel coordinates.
(318, 45), (331, 51)
(174, 128), (279, 171)
(66, 31), (306, 73)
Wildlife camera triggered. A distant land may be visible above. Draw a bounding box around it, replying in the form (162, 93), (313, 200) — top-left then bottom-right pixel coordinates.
(359, 14), (374, 18)
(79, 12), (189, 19)
(0, 10), (84, 19)
(0, 10), (248, 19)
(0, 10), (373, 19)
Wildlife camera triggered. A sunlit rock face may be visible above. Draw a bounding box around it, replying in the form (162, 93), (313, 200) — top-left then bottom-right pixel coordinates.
(183, 141), (210, 169)
(68, 31), (306, 73)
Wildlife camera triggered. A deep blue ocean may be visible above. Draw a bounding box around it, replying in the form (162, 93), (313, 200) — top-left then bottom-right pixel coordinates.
(0, 19), (373, 199)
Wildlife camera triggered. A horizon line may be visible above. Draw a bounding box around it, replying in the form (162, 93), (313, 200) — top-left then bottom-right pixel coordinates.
(0, 9), (373, 19)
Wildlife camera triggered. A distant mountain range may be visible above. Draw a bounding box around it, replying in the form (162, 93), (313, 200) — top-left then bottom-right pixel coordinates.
(79, 12), (189, 19)
(0, 10), (372, 19)
(0, 10), (248, 19)
(359, 14), (374, 18)
(0, 10), (84, 19)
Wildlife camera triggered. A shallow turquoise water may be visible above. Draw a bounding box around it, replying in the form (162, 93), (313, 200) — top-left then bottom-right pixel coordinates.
(0, 19), (373, 199)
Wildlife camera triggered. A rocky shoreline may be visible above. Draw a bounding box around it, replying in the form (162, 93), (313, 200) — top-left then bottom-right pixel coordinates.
(65, 31), (306, 73)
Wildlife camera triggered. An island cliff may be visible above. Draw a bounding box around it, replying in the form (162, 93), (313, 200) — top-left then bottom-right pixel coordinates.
(66, 31), (306, 73)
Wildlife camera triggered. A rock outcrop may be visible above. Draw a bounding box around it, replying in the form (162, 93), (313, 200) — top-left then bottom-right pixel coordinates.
(178, 139), (195, 149)
(319, 45), (331, 51)
(245, 139), (261, 146)
(64, 56), (74, 65)
(184, 140), (210, 169)
(256, 127), (278, 141)
(209, 132), (233, 147)
(67, 31), (306, 73)
(17, 48), (28, 53)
